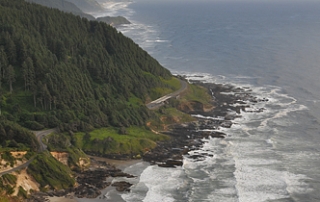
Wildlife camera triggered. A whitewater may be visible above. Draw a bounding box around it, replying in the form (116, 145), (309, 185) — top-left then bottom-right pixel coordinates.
(90, 0), (320, 201)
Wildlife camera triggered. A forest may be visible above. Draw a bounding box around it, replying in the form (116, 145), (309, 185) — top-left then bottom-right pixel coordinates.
(0, 0), (176, 148)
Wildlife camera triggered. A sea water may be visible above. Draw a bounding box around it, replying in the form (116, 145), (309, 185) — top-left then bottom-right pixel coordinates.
(92, 0), (320, 201)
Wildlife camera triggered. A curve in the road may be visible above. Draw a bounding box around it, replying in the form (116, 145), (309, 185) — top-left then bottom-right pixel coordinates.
(146, 79), (188, 110)
(0, 128), (56, 176)
(1, 80), (188, 175)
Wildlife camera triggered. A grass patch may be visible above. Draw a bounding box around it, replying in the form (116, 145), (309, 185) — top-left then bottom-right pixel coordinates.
(27, 152), (75, 190)
(67, 147), (90, 171)
(159, 107), (195, 124)
(1, 152), (15, 167)
(161, 77), (181, 91)
(0, 197), (10, 202)
(1, 174), (17, 185)
(75, 126), (169, 155)
(149, 77), (181, 100)
(44, 133), (90, 171)
(182, 84), (212, 105)
(148, 107), (195, 131)
(18, 186), (28, 198)
(0, 174), (16, 196)
(127, 96), (143, 107)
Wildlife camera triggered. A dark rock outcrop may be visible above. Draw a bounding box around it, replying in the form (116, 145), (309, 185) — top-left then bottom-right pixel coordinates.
(142, 81), (268, 166)
(111, 181), (132, 192)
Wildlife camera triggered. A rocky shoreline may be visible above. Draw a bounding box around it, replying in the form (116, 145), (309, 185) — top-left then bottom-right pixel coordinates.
(26, 158), (136, 201)
(27, 81), (267, 201)
(142, 81), (267, 167)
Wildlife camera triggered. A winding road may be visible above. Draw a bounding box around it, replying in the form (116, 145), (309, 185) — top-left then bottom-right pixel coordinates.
(146, 79), (188, 109)
(0, 80), (188, 176)
(0, 128), (56, 176)
(33, 128), (57, 152)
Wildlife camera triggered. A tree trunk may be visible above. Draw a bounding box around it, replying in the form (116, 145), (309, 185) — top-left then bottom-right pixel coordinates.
(33, 94), (37, 108)
(9, 80), (12, 93)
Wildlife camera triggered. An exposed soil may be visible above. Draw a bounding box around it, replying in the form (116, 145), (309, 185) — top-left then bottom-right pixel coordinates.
(27, 81), (268, 201)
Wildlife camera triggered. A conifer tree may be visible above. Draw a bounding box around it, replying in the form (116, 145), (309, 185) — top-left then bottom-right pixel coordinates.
(5, 65), (15, 93)
(0, 0), (173, 131)
(0, 47), (8, 88)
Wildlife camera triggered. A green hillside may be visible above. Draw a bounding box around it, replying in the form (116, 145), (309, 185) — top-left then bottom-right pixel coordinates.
(65, 0), (103, 12)
(26, 0), (84, 13)
(97, 16), (131, 26)
(0, 0), (174, 136)
(26, 0), (96, 20)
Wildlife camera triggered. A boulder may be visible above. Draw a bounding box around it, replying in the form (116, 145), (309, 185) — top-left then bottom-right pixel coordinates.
(111, 181), (132, 192)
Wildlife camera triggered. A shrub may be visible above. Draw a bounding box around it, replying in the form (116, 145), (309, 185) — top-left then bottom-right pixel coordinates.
(24, 121), (45, 130)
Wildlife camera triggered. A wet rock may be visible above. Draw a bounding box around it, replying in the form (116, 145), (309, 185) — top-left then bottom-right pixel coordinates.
(54, 189), (66, 197)
(143, 80), (269, 167)
(188, 155), (204, 159)
(220, 120), (233, 128)
(111, 181), (132, 192)
(74, 185), (101, 198)
(167, 160), (183, 166)
(158, 163), (175, 168)
(111, 172), (135, 178)
(225, 114), (241, 120)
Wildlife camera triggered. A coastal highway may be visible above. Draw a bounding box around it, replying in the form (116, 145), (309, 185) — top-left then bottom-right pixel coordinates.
(33, 128), (57, 152)
(146, 79), (188, 109)
(0, 157), (35, 176)
(0, 128), (56, 176)
(1, 80), (187, 175)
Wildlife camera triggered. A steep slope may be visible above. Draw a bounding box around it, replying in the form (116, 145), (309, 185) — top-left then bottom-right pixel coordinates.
(26, 0), (132, 26)
(97, 16), (131, 26)
(26, 0), (83, 13)
(0, 0), (173, 133)
(25, 0), (96, 20)
(64, 0), (103, 12)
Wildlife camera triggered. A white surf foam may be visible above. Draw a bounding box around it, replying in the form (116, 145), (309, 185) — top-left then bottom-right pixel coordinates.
(191, 114), (225, 120)
(123, 165), (189, 202)
(229, 137), (311, 202)
(89, 1), (134, 18)
(181, 72), (312, 201)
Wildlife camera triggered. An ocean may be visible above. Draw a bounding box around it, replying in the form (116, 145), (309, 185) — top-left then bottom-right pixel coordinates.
(90, 0), (320, 201)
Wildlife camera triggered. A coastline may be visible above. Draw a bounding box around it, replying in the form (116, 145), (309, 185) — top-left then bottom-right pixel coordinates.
(46, 196), (77, 202)
(40, 80), (267, 202)
(46, 157), (142, 202)
(89, 156), (142, 170)
(29, 80), (267, 202)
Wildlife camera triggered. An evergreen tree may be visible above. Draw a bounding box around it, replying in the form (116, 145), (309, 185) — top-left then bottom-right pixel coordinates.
(5, 65), (15, 93)
(0, 47), (8, 88)
(0, 0), (174, 131)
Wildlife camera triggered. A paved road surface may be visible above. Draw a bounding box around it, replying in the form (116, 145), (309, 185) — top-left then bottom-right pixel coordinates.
(33, 128), (57, 152)
(146, 79), (188, 109)
(0, 157), (35, 176)
(0, 128), (56, 176)
(0, 80), (188, 175)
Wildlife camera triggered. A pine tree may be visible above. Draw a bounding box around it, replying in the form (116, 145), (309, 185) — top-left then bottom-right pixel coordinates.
(0, 47), (8, 89)
(5, 65), (15, 93)
(17, 40), (28, 65)
(4, 36), (16, 65)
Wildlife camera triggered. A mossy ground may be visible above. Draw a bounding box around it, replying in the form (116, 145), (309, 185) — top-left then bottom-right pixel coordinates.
(181, 83), (213, 105)
(0, 174), (17, 198)
(148, 82), (213, 131)
(27, 152), (75, 191)
(148, 107), (195, 131)
(149, 77), (181, 100)
(0, 198), (9, 202)
(77, 81), (214, 156)
(75, 126), (169, 155)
